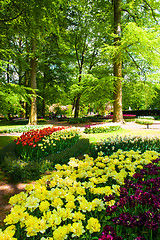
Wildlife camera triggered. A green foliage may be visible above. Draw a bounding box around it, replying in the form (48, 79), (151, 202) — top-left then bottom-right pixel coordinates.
(0, 83), (33, 118)
(0, 136), (17, 151)
(67, 117), (89, 124)
(0, 138), (90, 183)
(90, 135), (160, 159)
(123, 80), (157, 111)
(84, 126), (121, 134)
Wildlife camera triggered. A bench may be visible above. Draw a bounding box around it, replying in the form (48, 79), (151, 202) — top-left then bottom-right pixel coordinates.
(146, 122), (160, 129)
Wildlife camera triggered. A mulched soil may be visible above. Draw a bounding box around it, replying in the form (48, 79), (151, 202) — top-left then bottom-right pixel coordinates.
(0, 181), (32, 227)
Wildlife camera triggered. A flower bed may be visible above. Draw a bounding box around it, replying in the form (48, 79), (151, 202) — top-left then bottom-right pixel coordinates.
(0, 125), (52, 134)
(0, 150), (159, 239)
(135, 119), (154, 125)
(15, 126), (69, 160)
(99, 158), (160, 240)
(104, 114), (136, 119)
(84, 125), (121, 134)
(0, 127), (81, 182)
(90, 135), (160, 158)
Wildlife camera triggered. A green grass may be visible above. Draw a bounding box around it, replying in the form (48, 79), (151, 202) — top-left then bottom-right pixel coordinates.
(0, 136), (18, 151)
(82, 128), (160, 143)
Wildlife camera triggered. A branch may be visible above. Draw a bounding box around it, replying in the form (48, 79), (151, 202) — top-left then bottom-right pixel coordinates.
(121, 8), (138, 23)
(75, 36), (80, 70)
(0, 11), (23, 22)
(125, 49), (146, 79)
(143, 0), (158, 24)
(89, 46), (98, 71)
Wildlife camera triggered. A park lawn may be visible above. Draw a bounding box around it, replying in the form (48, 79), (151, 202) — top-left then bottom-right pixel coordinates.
(0, 136), (18, 151)
(83, 128), (160, 142)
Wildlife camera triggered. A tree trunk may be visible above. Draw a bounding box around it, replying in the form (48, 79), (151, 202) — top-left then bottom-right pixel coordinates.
(74, 94), (81, 118)
(29, 38), (37, 125)
(42, 72), (46, 117)
(113, 0), (124, 123)
(74, 36), (86, 118)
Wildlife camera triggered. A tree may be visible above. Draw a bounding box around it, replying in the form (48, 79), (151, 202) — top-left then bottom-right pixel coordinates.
(102, 0), (160, 122)
(113, 0), (123, 122)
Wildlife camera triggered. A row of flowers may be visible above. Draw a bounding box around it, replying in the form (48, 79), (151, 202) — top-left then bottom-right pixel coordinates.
(15, 126), (68, 147)
(0, 150), (159, 239)
(104, 114), (136, 119)
(14, 126), (79, 160)
(90, 135), (160, 158)
(84, 125), (121, 134)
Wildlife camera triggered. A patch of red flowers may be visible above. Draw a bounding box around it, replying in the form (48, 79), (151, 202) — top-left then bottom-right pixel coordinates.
(14, 126), (69, 148)
(104, 114), (136, 119)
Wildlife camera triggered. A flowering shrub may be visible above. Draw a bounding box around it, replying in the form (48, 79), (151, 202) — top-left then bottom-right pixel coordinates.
(84, 125), (121, 134)
(90, 135), (160, 158)
(1, 150), (159, 239)
(135, 119), (154, 125)
(15, 126), (70, 160)
(99, 158), (160, 240)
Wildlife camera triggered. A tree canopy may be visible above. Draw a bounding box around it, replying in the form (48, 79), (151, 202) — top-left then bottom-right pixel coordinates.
(1, 0), (160, 121)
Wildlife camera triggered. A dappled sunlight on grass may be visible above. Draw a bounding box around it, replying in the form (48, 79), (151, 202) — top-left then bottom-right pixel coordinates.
(0, 136), (18, 151)
(83, 129), (160, 143)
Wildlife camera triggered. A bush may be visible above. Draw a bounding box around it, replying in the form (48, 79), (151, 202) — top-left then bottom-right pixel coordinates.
(67, 117), (88, 124)
(84, 125), (121, 134)
(90, 135), (160, 158)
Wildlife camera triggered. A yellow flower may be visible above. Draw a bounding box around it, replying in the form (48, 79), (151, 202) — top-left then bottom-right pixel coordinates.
(71, 221), (85, 237)
(0, 225), (17, 240)
(25, 215), (40, 237)
(65, 201), (76, 209)
(58, 207), (73, 221)
(72, 211), (85, 222)
(39, 200), (50, 212)
(4, 205), (27, 225)
(76, 186), (86, 195)
(86, 217), (101, 233)
(92, 198), (105, 211)
(9, 192), (28, 206)
(53, 225), (68, 240)
(51, 197), (63, 208)
(25, 196), (40, 211)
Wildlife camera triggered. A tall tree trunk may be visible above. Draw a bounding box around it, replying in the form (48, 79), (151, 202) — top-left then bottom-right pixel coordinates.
(18, 37), (25, 118)
(74, 94), (81, 118)
(74, 73), (82, 118)
(113, 0), (123, 123)
(24, 40), (30, 119)
(42, 72), (46, 117)
(29, 38), (37, 125)
(74, 36), (86, 118)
